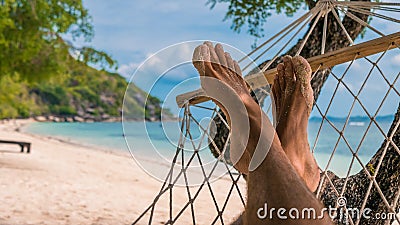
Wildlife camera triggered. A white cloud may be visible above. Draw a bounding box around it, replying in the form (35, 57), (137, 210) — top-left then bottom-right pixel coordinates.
(368, 9), (400, 35)
(115, 46), (194, 81)
(82, 0), (255, 58)
(117, 62), (140, 79)
(392, 54), (400, 64)
(127, 42), (202, 89)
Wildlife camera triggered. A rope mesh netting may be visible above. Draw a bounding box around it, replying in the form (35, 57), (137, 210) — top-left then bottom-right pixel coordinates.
(132, 1), (400, 224)
(308, 44), (400, 225)
(132, 105), (246, 224)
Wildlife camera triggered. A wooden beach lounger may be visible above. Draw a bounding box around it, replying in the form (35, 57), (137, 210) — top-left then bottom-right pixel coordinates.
(0, 140), (31, 153)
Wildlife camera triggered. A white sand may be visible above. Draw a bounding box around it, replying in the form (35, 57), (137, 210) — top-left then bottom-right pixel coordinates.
(0, 119), (245, 225)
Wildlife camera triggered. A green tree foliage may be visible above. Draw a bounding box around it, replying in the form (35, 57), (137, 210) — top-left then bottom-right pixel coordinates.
(0, 0), (166, 120)
(0, 74), (40, 118)
(0, 0), (117, 80)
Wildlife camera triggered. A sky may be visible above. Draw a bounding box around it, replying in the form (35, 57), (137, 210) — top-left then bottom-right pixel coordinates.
(78, 0), (400, 118)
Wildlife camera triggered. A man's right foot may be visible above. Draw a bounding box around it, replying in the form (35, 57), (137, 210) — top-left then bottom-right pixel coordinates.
(271, 55), (320, 192)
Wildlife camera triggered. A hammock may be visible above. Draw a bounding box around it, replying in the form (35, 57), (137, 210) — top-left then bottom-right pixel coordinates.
(130, 1), (400, 224)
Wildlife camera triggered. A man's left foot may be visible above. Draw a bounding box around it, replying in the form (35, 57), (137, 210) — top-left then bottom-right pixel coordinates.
(192, 42), (261, 174)
(271, 55), (320, 192)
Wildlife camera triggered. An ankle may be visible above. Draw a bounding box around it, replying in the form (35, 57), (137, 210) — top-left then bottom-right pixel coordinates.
(281, 133), (309, 151)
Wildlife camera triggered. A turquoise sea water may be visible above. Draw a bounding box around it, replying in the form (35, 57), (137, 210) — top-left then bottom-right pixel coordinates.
(24, 118), (393, 177)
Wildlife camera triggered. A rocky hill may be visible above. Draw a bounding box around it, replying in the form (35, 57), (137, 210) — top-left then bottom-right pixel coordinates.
(0, 60), (169, 122)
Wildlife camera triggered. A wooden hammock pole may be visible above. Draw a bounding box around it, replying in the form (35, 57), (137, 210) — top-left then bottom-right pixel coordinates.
(176, 31), (400, 108)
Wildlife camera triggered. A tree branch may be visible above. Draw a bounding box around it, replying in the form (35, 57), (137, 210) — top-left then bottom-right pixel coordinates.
(305, 0), (316, 9)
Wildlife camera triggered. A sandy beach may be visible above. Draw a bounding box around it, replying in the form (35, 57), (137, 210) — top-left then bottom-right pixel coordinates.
(0, 120), (245, 225)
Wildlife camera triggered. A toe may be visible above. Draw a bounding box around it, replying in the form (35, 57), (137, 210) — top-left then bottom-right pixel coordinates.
(277, 63), (285, 96)
(233, 60), (242, 76)
(292, 56), (314, 112)
(224, 52), (235, 72)
(282, 55), (295, 84)
(204, 41), (220, 64)
(292, 56), (312, 83)
(215, 44), (228, 67)
(274, 64), (286, 121)
(275, 64), (284, 101)
(199, 45), (216, 78)
(232, 60), (249, 90)
(272, 75), (280, 125)
(192, 45), (207, 76)
(272, 75), (279, 102)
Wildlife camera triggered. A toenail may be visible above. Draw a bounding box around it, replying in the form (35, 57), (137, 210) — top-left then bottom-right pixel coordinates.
(292, 58), (304, 68)
(204, 41), (212, 45)
(282, 56), (291, 62)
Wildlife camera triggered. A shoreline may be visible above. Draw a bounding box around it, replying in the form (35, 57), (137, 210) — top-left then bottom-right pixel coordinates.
(0, 119), (245, 225)
(27, 115), (178, 123)
(17, 120), (232, 180)
(16, 119), (130, 157)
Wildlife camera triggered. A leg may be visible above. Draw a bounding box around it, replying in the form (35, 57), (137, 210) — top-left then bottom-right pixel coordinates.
(271, 56), (320, 191)
(224, 56), (322, 224)
(192, 43), (332, 224)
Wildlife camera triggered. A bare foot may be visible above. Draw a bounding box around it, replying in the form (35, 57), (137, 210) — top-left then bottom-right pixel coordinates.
(192, 42), (249, 101)
(272, 55), (320, 191)
(192, 42), (261, 174)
